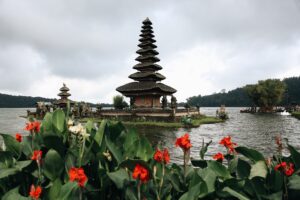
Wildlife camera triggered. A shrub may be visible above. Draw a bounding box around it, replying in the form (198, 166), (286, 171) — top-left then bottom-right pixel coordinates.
(113, 95), (129, 110)
(0, 109), (300, 200)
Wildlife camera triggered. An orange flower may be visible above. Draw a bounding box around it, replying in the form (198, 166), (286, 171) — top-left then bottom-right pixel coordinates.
(219, 136), (237, 153)
(175, 133), (192, 151)
(213, 152), (224, 161)
(153, 148), (170, 164)
(132, 164), (150, 183)
(69, 167), (88, 187)
(29, 185), (42, 200)
(25, 121), (41, 133)
(15, 133), (22, 142)
(274, 162), (294, 176)
(163, 148), (170, 164)
(31, 150), (42, 162)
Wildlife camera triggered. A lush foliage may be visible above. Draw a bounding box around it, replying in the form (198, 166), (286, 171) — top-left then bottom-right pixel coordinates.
(113, 95), (129, 110)
(187, 76), (300, 107)
(1, 109), (300, 200)
(245, 79), (286, 111)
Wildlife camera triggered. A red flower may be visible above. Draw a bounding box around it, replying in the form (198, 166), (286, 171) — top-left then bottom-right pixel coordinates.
(69, 167), (88, 187)
(175, 133), (192, 151)
(213, 152), (224, 161)
(31, 150), (42, 162)
(132, 164), (150, 183)
(153, 148), (170, 164)
(15, 133), (22, 142)
(163, 148), (170, 164)
(219, 136), (237, 153)
(29, 185), (42, 200)
(25, 121), (41, 133)
(274, 162), (294, 176)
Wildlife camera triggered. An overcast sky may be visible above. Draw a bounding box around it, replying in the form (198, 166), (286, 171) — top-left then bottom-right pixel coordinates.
(0, 0), (300, 103)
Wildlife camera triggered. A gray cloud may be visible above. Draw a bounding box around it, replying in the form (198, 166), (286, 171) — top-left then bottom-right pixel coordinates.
(0, 0), (299, 102)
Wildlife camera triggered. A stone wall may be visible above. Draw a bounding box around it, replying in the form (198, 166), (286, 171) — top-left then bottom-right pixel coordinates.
(134, 96), (161, 108)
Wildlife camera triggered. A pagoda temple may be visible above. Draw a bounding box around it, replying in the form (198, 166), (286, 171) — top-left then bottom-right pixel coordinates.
(116, 18), (176, 108)
(54, 83), (74, 108)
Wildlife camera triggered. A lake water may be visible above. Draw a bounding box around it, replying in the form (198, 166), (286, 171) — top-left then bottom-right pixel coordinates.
(1, 107), (299, 163)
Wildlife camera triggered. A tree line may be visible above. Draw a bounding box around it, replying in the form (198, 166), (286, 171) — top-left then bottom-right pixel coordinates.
(187, 76), (300, 107)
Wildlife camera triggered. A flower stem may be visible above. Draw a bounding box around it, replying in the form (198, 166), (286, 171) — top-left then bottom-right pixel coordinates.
(283, 175), (288, 200)
(137, 181), (141, 200)
(158, 163), (165, 200)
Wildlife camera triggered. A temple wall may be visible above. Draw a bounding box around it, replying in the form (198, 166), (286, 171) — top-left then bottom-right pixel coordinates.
(134, 96), (161, 108)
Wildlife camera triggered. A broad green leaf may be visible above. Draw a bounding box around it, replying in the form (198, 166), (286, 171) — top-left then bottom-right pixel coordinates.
(123, 129), (139, 152)
(41, 112), (53, 134)
(237, 159), (251, 179)
(0, 151), (14, 168)
(52, 109), (65, 134)
(94, 120), (107, 146)
(235, 146), (265, 162)
(48, 178), (62, 200)
(288, 175), (300, 190)
(105, 135), (122, 164)
(58, 181), (78, 200)
(135, 136), (154, 161)
(107, 168), (129, 189)
(119, 159), (151, 173)
(0, 168), (19, 179)
(85, 120), (94, 133)
(207, 160), (231, 179)
(0, 133), (21, 158)
(43, 136), (65, 156)
(191, 160), (207, 168)
(222, 187), (250, 200)
(249, 161), (267, 179)
(15, 160), (32, 171)
(266, 170), (283, 192)
(44, 149), (64, 181)
(288, 145), (300, 170)
(2, 187), (29, 200)
(197, 167), (217, 193)
(125, 187), (138, 200)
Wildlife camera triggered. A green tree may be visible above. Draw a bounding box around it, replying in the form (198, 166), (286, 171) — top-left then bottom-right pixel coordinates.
(113, 95), (129, 110)
(245, 79), (286, 112)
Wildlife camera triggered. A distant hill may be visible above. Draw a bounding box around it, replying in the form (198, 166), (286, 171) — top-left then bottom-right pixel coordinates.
(187, 76), (300, 107)
(0, 93), (56, 108)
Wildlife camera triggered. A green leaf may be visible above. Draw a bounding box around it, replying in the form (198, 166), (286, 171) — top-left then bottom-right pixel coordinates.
(119, 159), (151, 173)
(0, 151), (14, 168)
(47, 178), (62, 200)
(288, 175), (300, 190)
(200, 139), (212, 160)
(235, 146), (265, 162)
(52, 109), (66, 134)
(288, 145), (300, 170)
(2, 187), (30, 200)
(135, 136), (154, 161)
(41, 112), (53, 134)
(15, 160), (32, 171)
(58, 181), (78, 200)
(105, 135), (122, 164)
(207, 160), (231, 179)
(191, 159), (207, 168)
(0, 168), (19, 179)
(249, 161), (267, 179)
(125, 187), (138, 200)
(43, 136), (65, 156)
(44, 149), (64, 181)
(94, 120), (107, 146)
(123, 129), (139, 153)
(197, 167), (217, 193)
(222, 187), (250, 200)
(0, 133), (21, 158)
(237, 159), (251, 179)
(107, 168), (129, 189)
(266, 170), (283, 192)
(85, 120), (94, 133)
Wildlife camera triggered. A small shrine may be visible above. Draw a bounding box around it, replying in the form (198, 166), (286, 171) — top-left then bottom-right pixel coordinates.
(116, 18), (176, 108)
(54, 83), (74, 108)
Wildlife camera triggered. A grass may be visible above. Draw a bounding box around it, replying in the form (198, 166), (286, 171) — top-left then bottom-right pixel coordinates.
(79, 115), (224, 128)
(291, 112), (300, 120)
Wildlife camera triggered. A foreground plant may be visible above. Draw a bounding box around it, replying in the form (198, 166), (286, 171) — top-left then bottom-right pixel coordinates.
(0, 108), (300, 200)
